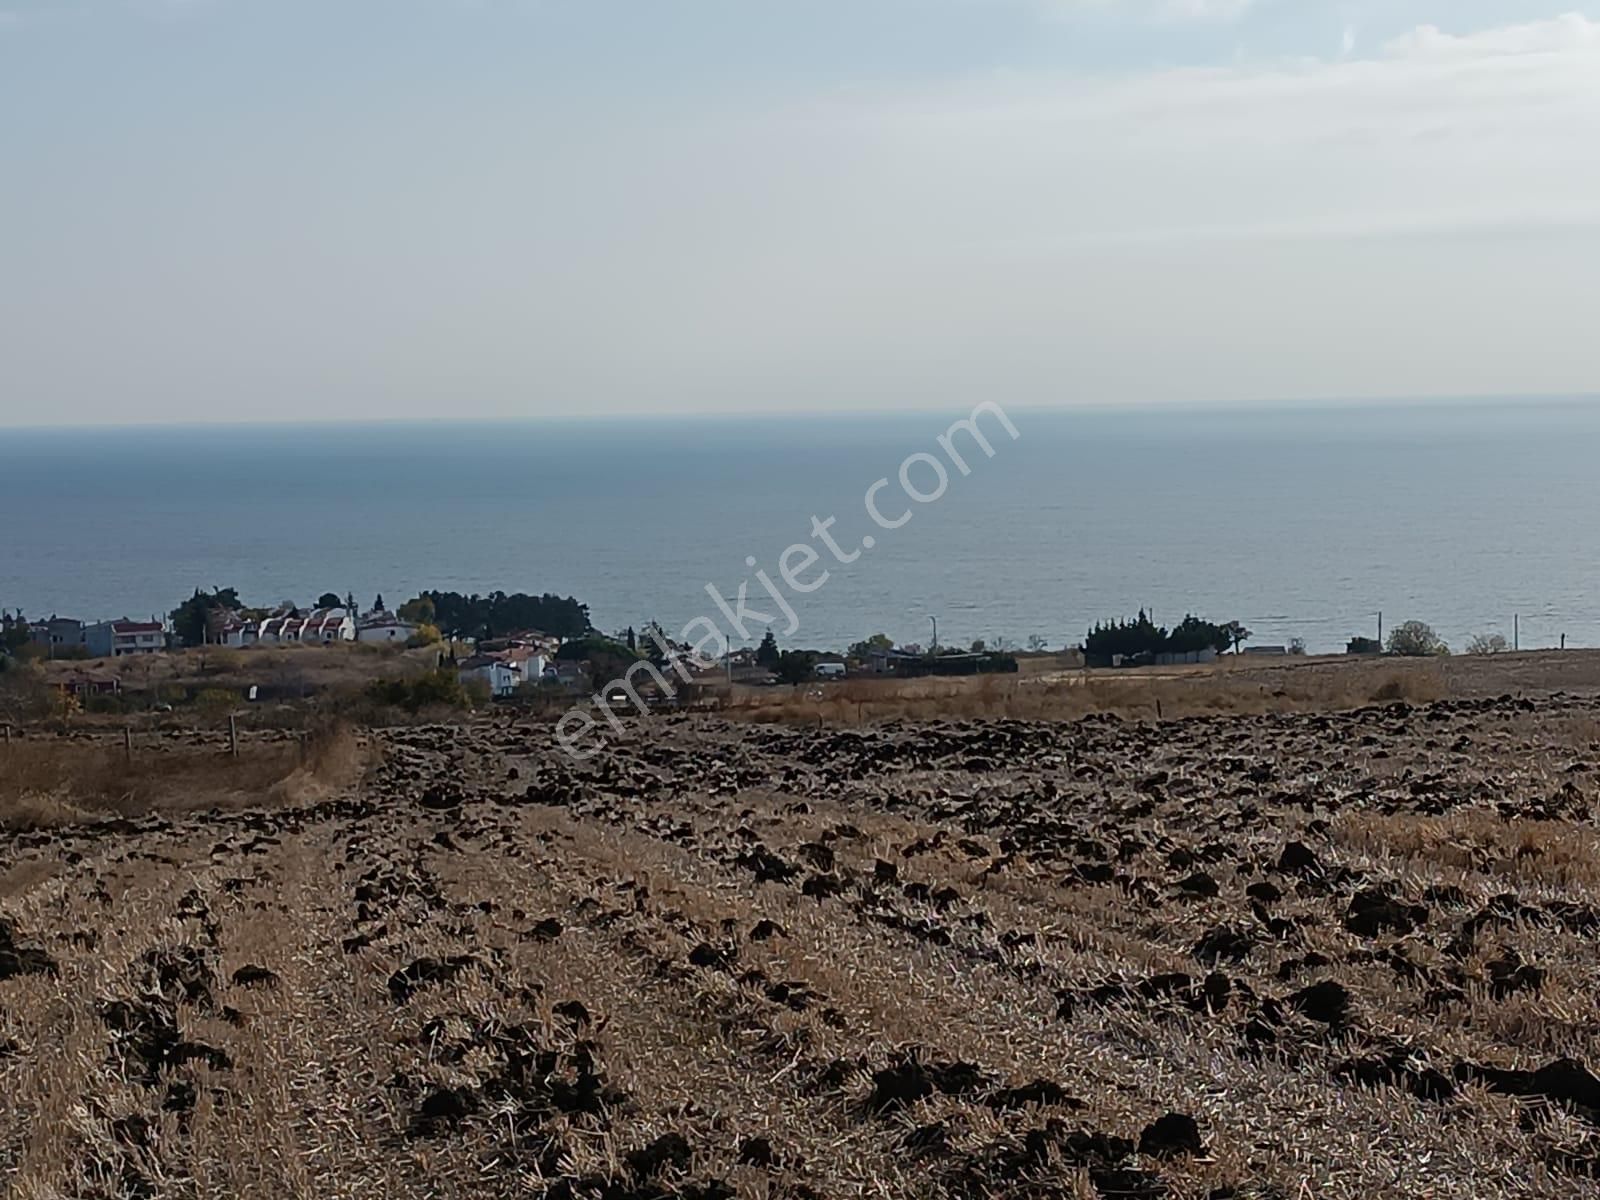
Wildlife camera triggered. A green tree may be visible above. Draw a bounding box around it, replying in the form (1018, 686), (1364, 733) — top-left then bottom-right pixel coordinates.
(416, 590), (591, 642)
(775, 649), (818, 685)
(756, 631), (781, 669)
(170, 587), (242, 648)
(847, 633), (894, 661)
(1, 611), (30, 655)
(373, 593), (386, 613)
(397, 595), (435, 625)
(1219, 620), (1252, 655)
(317, 592), (343, 610)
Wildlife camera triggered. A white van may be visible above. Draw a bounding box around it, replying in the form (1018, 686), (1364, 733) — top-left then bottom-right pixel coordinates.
(814, 662), (846, 679)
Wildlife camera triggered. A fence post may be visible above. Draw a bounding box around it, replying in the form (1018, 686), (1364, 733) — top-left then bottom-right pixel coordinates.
(124, 726), (132, 762)
(229, 714), (238, 758)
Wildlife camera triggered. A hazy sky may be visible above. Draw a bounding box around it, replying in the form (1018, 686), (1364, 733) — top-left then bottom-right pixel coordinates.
(3, 1), (1598, 426)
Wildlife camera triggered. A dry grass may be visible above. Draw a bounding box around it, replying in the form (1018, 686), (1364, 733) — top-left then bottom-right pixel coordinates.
(722, 659), (1449, 727)
(6, 683), (1600, 1197)
(0, 723), (365, 830)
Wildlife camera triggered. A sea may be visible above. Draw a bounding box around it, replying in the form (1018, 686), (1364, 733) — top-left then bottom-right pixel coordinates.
(4, 399), (1599, 656)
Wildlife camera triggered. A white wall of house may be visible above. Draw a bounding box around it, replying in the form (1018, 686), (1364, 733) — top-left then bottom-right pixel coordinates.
(357, 621), (416, 643)
(84, 621), (164, 658)
(460, 662), (520, 697)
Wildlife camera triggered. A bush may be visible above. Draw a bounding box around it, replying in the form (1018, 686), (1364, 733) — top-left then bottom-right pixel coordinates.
(365, 668), (473, 713)
(0, 658), (51, 722)
(406, 623), (443, 648)
(1386, 621), (1450, 657)
(194, 687), (240, 716)
(83, 693), (136, 715)
(1466, 632), (1509, 656)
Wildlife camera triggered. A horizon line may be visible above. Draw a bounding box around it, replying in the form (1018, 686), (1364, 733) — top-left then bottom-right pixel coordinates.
(3, 391), (1598, 434)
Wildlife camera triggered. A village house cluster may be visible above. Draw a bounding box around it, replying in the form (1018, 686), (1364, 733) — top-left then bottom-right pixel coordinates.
(3, 613), (166, 659)
(0, 603), (423, 660)
(453, 634), (567, 697)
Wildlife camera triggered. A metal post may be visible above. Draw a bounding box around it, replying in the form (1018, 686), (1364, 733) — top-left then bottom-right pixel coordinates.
(229, 714), (238, 758)
(1514, 614), (1519, 652)
(124, 726), (132, 762)
(930, 616), (938, 654)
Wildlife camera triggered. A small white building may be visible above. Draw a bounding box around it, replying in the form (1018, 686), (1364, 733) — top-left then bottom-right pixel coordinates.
(356, 615), (418, 644)
(458, 656), (522, 697)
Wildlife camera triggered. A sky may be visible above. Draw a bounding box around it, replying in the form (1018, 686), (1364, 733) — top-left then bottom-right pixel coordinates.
(2, 0), (1598, 426)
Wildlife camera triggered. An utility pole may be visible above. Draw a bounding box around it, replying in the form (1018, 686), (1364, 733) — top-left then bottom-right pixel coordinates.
(1514, 614), (1519, 651)
(1377, 611), (1383, 645)
(929, 616), (938, 654)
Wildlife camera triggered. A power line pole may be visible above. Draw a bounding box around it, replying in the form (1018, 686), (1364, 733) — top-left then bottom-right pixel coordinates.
(929, 616), (938, 654)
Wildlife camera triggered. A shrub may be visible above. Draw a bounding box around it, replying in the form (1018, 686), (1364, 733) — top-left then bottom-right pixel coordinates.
(406, 623), (443, 648)
(365, 668), (472, 713)
(1466, 632), (1510, 656)
(0, 658), (51, 722)
(1386, 621), (1450, 657)
(194, 687), (240, 716)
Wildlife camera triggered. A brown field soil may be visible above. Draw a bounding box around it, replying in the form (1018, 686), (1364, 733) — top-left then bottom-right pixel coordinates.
(5, 667), (1600, 1196)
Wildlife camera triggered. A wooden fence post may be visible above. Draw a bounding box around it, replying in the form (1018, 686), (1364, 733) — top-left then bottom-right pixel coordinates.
(229, 714), (238, 758)
(124, 726), (132, 762)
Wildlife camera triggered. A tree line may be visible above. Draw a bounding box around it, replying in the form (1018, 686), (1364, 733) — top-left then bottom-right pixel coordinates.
(164, 586), (591, 647)
(397, 591), (590, 643)
(1084, 611), (1251, 661)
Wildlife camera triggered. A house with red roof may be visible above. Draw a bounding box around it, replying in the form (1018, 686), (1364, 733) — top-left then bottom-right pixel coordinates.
(84, 618), (165, 658)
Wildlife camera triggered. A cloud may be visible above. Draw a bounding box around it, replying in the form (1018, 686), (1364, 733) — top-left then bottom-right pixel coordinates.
(1383, 12), (1600, 59)
(550, 11), (1600, 405)
(7, 9), (1600, 419)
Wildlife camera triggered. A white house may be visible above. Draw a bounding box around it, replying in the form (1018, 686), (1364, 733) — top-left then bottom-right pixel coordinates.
(221, 608), (356, 646)
(458, 656), (522, 697)
(357, 614), (418, 644)
(500, 647), (548, 682)
(84, 619), (165, 658)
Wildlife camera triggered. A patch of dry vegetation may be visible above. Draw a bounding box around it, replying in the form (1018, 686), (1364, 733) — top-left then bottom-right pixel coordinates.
(0, 724), (365, 831)
(722, 659), (1448, 727)
(6, 678), (1600, 1197)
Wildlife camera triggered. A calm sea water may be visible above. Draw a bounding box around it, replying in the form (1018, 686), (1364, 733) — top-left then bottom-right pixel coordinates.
(4, 401), (1599, 655)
